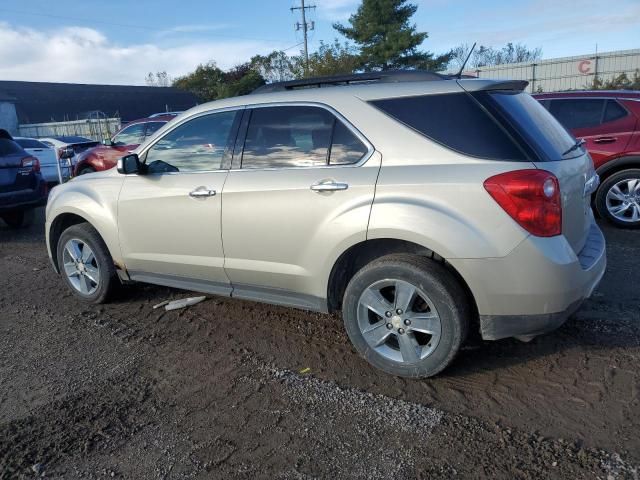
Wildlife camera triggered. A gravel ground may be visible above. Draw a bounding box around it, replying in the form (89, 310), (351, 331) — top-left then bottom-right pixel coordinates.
(0, 208), (639, 479)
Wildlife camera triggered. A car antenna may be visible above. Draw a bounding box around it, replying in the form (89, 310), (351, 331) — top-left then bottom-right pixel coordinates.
(454, 42), (477, 79)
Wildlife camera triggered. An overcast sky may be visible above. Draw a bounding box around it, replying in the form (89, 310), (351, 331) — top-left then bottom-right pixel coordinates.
(1, 0), (639, 85)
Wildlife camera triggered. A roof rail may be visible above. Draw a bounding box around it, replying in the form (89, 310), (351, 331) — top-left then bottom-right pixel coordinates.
(251, 70), (449, 94)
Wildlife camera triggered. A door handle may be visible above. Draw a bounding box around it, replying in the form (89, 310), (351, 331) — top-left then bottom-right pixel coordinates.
(310, 181), (349, 192)
(189, 187), (216, 198)
(593, 137), (617, 144)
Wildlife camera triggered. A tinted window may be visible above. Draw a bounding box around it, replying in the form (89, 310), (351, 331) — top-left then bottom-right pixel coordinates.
(145, 111), (237, 173)
(603, 100), (628, 123)
(0, 139), (25, 156)
(144, 121), (166, 137)
(15, 138), (49, 149)
(482, 91), (578, 160)
(549, 99), (605, 129)
(371, 93), (527, 161)
(113, 124), (145, 145)
(242, 106), (334, 169)
(330, 121), (368, 165)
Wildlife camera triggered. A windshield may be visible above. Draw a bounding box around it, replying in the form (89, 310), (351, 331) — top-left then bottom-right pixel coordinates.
(16, 138), (50, 149)
(478, 91), (582, 161)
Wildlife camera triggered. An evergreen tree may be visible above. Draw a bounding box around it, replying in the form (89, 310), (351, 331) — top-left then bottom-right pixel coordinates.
(333, 0), (449, 71)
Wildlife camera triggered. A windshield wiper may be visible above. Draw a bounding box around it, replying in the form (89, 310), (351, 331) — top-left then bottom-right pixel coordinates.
(562, 138), (586, 156)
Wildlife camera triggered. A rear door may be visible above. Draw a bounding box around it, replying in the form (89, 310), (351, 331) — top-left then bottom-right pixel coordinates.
(16, 138), (59, 182)
(547, 98), (635, 169)
(221, 104), (379, 306)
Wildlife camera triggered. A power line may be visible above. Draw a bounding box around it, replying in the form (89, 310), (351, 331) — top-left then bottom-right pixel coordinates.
(290, 0), (315, 75)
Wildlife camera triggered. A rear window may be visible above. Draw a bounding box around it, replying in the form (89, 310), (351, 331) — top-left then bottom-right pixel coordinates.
(479, 91), (579, 160)
(15, 138), (49, 149)
(370, 93), (528, 161)
(371, 91), (579, 162)
(0, 138), (25, 156)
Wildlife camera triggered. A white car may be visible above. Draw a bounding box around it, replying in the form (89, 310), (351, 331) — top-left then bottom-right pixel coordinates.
(14, 137), (65, 184)
(39, 136), (100, 178)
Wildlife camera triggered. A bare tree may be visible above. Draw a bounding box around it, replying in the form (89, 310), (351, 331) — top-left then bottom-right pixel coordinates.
(145, 71), (172, 87)
(449, 43), (542, 70)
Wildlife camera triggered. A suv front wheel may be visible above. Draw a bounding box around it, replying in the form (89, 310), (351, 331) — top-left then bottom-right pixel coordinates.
(595, 168), (640, 228)
(342, 254), (469, 378)
(56, 223), (117, 303)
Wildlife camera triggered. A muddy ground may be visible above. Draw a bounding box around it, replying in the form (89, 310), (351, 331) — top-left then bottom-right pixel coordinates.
(0, 208), (638, 479)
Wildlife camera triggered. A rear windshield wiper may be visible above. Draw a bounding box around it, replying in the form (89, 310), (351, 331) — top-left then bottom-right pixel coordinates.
(562, 138), (585, 156)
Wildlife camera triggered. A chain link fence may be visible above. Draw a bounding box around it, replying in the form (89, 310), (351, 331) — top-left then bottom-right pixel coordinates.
(18, 115), (121, 142)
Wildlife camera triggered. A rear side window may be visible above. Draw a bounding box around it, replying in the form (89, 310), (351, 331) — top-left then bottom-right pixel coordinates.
(370, 93), (528, 161)
(603, 100), (628, 123)
(548, 99), (605, 129)
(0, 139), (25, 156)
(15, 139), (49, 149)
(241, 106), (368, 169)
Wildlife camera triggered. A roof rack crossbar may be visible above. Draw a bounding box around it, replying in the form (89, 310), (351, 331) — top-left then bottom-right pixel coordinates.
(251, 70), (449, 94)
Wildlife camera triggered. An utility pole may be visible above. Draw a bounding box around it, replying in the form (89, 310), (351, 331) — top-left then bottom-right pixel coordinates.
(291, 0), (315, 75)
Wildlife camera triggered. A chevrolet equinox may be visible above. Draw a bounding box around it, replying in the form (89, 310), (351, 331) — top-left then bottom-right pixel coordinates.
(45, 71), (606, 378)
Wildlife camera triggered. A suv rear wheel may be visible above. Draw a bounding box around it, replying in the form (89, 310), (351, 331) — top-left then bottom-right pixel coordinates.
(595, 168), (640, 228)
(342, 254), (469, 378)
(56, 223), (117, 303)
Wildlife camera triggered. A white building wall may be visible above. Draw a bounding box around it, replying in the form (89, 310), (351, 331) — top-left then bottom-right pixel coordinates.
(457, 48), (640, 93)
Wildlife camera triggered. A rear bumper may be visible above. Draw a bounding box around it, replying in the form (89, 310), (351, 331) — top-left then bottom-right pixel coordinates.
(449, 218), (607, 341)
(0, 182), (48, 213)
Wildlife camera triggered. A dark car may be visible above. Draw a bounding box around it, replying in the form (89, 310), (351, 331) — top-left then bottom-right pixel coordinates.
(534, 90), (640, 228)
(0, 129), (47, 228)
(73, 114), (178, 176)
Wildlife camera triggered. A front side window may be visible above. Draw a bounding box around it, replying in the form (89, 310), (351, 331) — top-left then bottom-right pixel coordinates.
(548, 99), (605, 130)
(144, 111), (237, 174)
(241, 105), (368, 169)
(113, 124), (146, 146)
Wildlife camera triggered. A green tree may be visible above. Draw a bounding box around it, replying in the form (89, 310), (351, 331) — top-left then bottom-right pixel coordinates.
(303, 40), (362, 77)
(590, 70), (640, 90)
(173, 62), (265, 102)
(250, 51), (296, 83)
(333, 0), (449, 71)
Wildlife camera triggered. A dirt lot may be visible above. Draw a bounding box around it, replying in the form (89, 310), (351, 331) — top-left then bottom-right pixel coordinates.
(0, 208), (639, 479)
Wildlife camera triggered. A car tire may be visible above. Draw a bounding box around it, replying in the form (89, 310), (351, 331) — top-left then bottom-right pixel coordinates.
(595, 169), (640, 228)
(77, 166), (96, 176)
(342, 254), (470, 378)
(1, 209), (35, 229)
(56, 223), (117, 303)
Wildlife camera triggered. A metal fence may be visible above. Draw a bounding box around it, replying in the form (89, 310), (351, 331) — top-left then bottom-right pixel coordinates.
(460, 48), (640, 93)
(18, 117), (121, 142)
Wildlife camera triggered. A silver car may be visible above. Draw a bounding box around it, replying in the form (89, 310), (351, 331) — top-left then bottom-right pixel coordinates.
(45, 72), (606, 377)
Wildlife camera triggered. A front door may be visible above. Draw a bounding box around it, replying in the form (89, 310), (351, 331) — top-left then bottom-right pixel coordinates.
(118, 110), (241, 294)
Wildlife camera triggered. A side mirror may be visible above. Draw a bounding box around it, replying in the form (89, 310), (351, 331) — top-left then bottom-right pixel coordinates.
(117, 153), (143, 175)
(59, 146), (75, 159)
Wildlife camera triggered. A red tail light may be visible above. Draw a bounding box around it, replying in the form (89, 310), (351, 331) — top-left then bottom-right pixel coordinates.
(21, 156), (40, 173)
(484, 169), (562, 237)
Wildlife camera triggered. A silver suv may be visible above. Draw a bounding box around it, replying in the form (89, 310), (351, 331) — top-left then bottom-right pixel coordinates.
(45, 72), (606, 377)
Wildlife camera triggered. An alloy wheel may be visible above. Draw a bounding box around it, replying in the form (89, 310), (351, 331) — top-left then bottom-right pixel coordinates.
(606, 178), (640, 223)
(62, 238), (100, 295)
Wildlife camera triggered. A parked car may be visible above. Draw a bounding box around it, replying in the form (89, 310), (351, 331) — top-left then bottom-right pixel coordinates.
(73, 115), (176, 176)
(14, 137), (67, 184)
(1, 129), (47, 228)
(534, 90), (640, 228)
(46, 72), (605, 378)
(39, 136), (100, 179)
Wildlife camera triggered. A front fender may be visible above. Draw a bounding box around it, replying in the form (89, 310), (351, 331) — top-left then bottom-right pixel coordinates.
(46, 176), (124, 271)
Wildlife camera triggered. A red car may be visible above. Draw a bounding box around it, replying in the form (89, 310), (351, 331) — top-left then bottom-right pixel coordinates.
(74, 114), (177, 176)
(535, 91), (640, 228)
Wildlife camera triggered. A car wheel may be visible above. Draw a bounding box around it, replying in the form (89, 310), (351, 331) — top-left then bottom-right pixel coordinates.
(595, 169), (640, 228)
(77, 166), (96, 176)
(56, 223), (116, 303)
(1, 209), (35, 229)
(342, 254), (470, 378)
